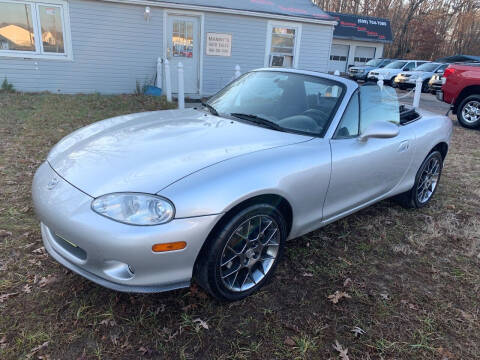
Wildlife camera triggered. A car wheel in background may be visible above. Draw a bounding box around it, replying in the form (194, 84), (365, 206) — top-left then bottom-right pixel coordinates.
(195, 203), (286, 301)
(421, 80), (429, 93)
(395, 151), (443, 209)
(457, 95), (480, 128)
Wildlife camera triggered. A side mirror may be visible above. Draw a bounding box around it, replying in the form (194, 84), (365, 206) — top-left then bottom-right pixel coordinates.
(358, 121), (399, 142)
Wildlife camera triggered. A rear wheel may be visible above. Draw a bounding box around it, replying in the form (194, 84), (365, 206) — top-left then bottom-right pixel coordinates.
(457, 95), (480, 128)
(396, 151), (443, 208)
(195, 204), (286, 301)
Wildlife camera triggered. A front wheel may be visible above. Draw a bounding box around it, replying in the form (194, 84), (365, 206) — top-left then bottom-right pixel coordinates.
(457, 95), (480, 128)
(395, 151), (443, 208)
(195, 204), (286, 301)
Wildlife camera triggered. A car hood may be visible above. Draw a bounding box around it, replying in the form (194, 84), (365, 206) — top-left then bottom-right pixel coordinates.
(47, 109), (310, 197)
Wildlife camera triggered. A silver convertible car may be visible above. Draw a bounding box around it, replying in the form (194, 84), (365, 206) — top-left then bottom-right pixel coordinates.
(33, 69), (452, 301)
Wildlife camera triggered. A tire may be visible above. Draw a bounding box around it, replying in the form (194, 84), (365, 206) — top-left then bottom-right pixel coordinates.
(457, 95), (480, 128)
(390, 78), (397, 88)
(195, 203), (287, 301)
(395, 151), (443, 209)
(421, 80), (429, 93)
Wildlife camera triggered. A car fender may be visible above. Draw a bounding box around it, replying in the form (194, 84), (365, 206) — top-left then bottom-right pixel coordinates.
(159, 138), (332, 239)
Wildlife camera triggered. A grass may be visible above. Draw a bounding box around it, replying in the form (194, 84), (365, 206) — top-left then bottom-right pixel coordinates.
(1, 92), (479, 359)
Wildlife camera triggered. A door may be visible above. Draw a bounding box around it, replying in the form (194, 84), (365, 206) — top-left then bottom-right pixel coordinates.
(166, 15), (200, 94)
(354, 46), (376, 66)
(328, 44), (349, 73)
(323, 86), (414, 220)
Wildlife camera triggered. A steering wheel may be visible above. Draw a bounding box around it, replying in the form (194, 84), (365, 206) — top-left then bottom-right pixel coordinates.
(277, 114), (322, 133)
(302, 109), (330, 128)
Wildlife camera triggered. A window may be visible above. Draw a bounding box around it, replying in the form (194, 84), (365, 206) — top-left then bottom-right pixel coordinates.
(403, 62), (416, 71)
(360, 84), (399, 133)
(334, 91), (359, 138)
(266, 21), (301, 68)
(208, 71), (344, 136)
(330, 55), (347, 61)
(0, 0), (71, 59)
(354, 56), (372, 63)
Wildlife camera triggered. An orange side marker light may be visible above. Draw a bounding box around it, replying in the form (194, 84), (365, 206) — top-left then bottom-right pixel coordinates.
(152, 241), (186, 252)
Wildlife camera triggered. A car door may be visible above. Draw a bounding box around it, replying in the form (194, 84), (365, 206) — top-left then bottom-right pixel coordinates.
(323, 85), (414, 220)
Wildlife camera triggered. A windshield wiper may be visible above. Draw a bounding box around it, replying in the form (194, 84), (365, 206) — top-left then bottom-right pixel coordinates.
(201, 102), (218, 116)
(230, 113), (284, 131)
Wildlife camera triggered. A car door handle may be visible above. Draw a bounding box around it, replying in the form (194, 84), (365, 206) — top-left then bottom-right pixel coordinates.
(398, 140), (409, 153)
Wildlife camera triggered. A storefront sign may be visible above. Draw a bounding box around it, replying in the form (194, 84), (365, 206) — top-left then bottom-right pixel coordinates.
(206, 33), (232, 56)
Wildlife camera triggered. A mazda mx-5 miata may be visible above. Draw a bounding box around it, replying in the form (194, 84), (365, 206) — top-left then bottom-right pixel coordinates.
(33, 68), (452, 301)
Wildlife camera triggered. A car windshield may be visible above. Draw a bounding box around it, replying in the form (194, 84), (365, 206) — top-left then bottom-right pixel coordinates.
(384, 61), (407, 69)
(207, 71), (345, 136)
(365, 59), (383, 66)
(414, 63), (439, 72)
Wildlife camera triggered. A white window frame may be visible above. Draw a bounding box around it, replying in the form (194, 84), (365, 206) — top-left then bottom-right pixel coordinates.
(0, 0), (73, 60)
(264, 20), (302, 69)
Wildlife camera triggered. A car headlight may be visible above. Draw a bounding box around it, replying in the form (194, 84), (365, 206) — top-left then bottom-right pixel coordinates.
(92, 193), (175, 225)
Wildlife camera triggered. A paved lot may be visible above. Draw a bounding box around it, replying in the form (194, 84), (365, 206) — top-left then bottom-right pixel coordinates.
(397, 89), (451, 115)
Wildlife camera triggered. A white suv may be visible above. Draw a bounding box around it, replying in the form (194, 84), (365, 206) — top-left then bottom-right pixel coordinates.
(368, 60), (428, 84)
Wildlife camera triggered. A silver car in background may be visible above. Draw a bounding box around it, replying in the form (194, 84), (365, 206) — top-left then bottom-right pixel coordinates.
(33, 69), (452, 301)
(394, 62), (449, 92)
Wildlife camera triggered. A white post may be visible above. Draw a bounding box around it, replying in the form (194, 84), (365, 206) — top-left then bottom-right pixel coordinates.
(164, 59), (172, 102)
(234, 64), (241, 79)
(156, 57), (162, 88)
(413, 77), (422, 108)
(178, 62), (185, 110)
(334, 70), (340, 76)
(377, 75), (384, 89)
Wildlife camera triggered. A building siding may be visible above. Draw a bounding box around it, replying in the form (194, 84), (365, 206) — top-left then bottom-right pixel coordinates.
(202, 12), (268, 95)
(298, 22), (333, 73)
(0, 0), (334, 95)
(0, 0), (164, 94)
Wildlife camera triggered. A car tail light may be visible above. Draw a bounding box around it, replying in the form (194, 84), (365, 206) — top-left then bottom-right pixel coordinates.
(443, 67), (456, 78)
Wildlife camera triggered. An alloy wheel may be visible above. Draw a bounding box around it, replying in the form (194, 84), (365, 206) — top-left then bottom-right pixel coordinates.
(461, 100), (480, 124)
(417, 156), (441, 204)
(219, 215), (280, 292)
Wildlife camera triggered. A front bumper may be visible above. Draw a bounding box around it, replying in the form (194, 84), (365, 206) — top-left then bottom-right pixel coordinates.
(348, 72), (367, 80)
(32, 162), (221, 293)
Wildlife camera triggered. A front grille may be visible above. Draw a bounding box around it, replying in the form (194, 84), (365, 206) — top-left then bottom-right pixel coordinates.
(370, 72), (379, 76)
(52, 233), (87, 260)
(350, 69), (358, 73)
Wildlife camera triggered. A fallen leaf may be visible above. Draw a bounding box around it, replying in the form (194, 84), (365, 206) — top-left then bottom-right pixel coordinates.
(437, 346), (456, 359)
(328, 291), (351, 304)
(99, 319), (116, 327)
(0, 230), (12, 238)
(379, 293), (390, 300)
(137, 346), (149, 355)
(343, 278), (352, 287)
(38, 276), (57, 288)
(0, 292), (19, 303)
(284, 336), (296, 346)
(23, 284), (32, 294)
(193, 318), (209, 330)
(459, 310), (473, 322)
(27, 341), (48, 359)
(333, 340), (349, 360)
(32, 247), (46, 255)
(302, 272), (313, 277)
(351, 326), (366, 337)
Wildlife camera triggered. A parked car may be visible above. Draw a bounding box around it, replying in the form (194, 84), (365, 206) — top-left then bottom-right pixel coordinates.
(394, 62), (449, 92)
(438, 62), (480, 128)
(368, 60), (429, 85)
(428, 73), (444, 94)
(348, 58), (395, 81)
(33, 68), (452, 301)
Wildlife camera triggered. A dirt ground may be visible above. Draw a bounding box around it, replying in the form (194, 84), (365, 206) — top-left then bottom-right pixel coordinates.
(0, 93), (479, 359)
